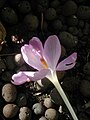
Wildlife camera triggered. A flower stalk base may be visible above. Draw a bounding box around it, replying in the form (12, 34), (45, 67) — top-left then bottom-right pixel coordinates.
(48, 72), (78, 120)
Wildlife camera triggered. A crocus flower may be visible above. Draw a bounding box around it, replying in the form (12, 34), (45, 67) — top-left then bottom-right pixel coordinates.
(11, 35), (78, 120)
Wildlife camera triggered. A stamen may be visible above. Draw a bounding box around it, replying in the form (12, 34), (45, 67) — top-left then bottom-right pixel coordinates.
(40, 58), (48, 69)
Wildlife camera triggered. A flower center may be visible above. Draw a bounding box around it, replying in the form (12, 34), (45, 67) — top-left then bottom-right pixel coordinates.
(40, 58), (48, 69)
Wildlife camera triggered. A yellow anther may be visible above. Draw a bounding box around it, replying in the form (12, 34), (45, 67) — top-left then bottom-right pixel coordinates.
(40, 58), (48, 69)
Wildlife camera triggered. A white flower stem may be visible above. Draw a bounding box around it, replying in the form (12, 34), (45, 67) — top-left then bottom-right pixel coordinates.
(48, 72), (78, 120)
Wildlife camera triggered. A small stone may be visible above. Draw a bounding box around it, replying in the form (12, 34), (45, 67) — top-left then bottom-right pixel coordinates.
(1, 71), (12, 82)
(83, 22), (90, 35)
(50, 0), (60, 8)
(18, 1), (31, 14)
(32, 103), (45, 115)
(77, 6), (90, 19)
(5, 56), (15, 70)
(3, 104), (19, 118)
(68, 27), (79, 35)
(78, 20), (84, 28)
(37, 0), (49, 12)
(78, 29), (83, 38)
(1, 7), (18, 25)
(56, 71), (65, 80)
(0, 0), (6, 8)
(39, 116), (47, 120)
(83, 62), (90, 75)
(19, 107), (32, 120)
(0, 59), (6, 74)
(44, 98), (53, 108)
(16, 93), (27, 107)
(84, 101), (90, 108)
(78, 112), (89, 120)
(9, 0), (20, 7)
(52, 19), (62, 30)
(14, 53), (24, 66)
(2, 83), (17, 102)
(59, 31), (78, 48)
(62, 0), (77, 16)
(45, 8), (56, 20)
(62, 77), (79, 92)
(0, 45), (2, 51)
(75, 0), (86, 3)
(80, 80), (90, 97)
(24, 14), (39, 31)
(67, 15), (78, 26)
(50, 88), (64, 105)
(45, 108), (58, 120)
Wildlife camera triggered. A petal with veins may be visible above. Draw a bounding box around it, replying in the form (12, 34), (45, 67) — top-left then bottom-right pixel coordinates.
(56, 52), (77, 71)
(29, 37), (43, 56)
(21, 44), (43, 70)
(44, 35), (61, 70)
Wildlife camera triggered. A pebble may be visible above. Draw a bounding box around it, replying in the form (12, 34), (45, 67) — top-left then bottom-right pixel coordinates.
(2, 83), (17, 102)
(77, 6), (90, 19)
(1, 71), (12, 82)
(39, 116), (47, 120)
(50, 0), (60, 8)
(56, 71), (65, 80)
(16, 93), (27, 107)
(44, 98), (53, 108)
(5, 56), (15, 70)
(83, 22), (90, 35)
(0, 0), (6, 8)
(45, 108), (58, 120)
(0, 58), (6, 74)
(19, 107), (32, 120)
(67, 15), (78, 26)
(75, 0), (86, 3)
(0, 45), (2, 51)
(78, 28), (83, 38)
(78, 112), (89, 120)
(80, 80), (90, 97)
(32, 103), (45, 115)
(83, 62), (90, 75)
(45, 8), (56, 20)
(68, 27), (79, 35)
(1, 7), (18, 25)
(3, 104), (19, 118)
(78, 20), (84, 28)
(9, 0), (20, 7)
(62, 0), (77, 16)
(62, 77), (79, 92)
(24, 14), (39, 31)
(52, 19), (63, 31)
(18, 1), (31, 14)
(84, 101), (90, 108)
(59, 31), (78, 48)
(37, 0), (49, 12)
(14, 53), (24, 66)
(61, 45), (66, 58)
(50, 88), (64, 105)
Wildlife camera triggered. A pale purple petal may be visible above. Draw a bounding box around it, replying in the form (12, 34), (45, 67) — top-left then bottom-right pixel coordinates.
(29, 69), (50, 81)
(29, 37), (43, 56)
(21, 44), (43, 70)
(43, 35), (61, 70)
(11, 72), (31, 85)
(56, 52), (77, 71)
(11, 69), (50, 85)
